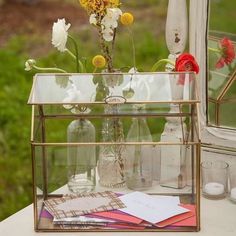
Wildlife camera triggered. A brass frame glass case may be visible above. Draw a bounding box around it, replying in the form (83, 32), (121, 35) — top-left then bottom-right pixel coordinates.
(28, 72), (201, 232)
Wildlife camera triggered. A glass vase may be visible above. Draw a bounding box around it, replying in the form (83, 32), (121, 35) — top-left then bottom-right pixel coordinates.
(67, 118), (96, 193)
(160, 112), (187, 189)
(160, 75), (187, 189)
(125, 108), (153, 190)
(97, 104), (125, 188)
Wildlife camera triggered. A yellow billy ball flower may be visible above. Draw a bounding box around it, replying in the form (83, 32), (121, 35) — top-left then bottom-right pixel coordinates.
(120, 12), (134, 26)
(92, 55), (106, 68)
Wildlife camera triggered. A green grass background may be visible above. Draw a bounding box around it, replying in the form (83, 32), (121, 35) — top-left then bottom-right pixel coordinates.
(0, 0), (235, 221)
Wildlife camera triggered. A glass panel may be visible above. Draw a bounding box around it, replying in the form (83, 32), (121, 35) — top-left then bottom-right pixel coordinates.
(28, 73), (196, 104)
(31, 107), (198, 144)
(207, 1), (236, 129)
(33, 143), (199, 231)
(31, 102), (199, 231)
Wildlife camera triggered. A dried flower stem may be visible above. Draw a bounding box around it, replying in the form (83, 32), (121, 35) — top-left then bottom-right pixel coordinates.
(98, 28), (114, 72)
(111, 28), (117, 61)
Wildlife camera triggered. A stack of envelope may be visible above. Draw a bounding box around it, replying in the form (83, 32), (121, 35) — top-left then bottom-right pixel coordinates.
(42, 191), (196, 230)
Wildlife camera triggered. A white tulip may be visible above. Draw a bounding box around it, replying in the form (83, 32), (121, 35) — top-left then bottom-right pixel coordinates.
(52, 18), (71, 52)
(25, 59), (36, 71)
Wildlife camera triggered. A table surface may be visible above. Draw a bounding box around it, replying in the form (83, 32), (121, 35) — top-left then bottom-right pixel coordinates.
(0, 197), (236, 236)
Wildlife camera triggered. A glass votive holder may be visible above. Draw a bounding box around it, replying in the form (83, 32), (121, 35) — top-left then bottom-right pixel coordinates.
(201, 161), (229, 199)
(229, 164), (236, 203)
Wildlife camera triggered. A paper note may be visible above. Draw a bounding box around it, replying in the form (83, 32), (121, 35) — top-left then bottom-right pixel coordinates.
(119, 192), (189, 224)
(44, 191), (125, 219)
(56, 196), (111, 212)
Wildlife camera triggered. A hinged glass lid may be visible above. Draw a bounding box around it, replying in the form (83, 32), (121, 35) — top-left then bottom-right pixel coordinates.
(28, 72), (198, 105)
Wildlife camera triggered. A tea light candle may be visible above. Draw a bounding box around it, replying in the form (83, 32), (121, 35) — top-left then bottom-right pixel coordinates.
(230, 188), (236, 201)
(204, 182), (224, 196)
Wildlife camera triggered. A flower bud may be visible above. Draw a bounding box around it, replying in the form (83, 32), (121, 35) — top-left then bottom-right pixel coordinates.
(25, 59), (36, 71)
(92, 55), (106, 68)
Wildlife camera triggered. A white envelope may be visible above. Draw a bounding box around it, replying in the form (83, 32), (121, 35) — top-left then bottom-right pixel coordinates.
(119, 192), (189, 224)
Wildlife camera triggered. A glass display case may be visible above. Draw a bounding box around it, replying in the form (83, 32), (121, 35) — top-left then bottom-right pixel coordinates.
(28, 72), (200, 232)
(208, 31), (236, 129)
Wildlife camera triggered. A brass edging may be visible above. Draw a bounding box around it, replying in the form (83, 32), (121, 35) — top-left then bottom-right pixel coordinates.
(29, 100), (200, 105)
(38, 105), (48, 199)
(37, 112), (192, 119)
(31, 141), (199, 146)
(30, 105), (35, 142)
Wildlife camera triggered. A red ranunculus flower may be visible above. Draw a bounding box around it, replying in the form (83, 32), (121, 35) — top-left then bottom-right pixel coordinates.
(216, 37), (235, 69)
(175, 53), (199, 85)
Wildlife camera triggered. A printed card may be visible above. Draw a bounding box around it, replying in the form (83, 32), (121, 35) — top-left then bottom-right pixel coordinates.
(44, 191), (125, 219)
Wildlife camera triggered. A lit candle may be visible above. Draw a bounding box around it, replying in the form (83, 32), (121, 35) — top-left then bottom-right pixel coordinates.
(230, 187), (236, 202)
(204, 182), (225, 196)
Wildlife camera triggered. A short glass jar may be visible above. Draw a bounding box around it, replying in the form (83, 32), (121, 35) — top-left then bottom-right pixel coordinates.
(201, 160), (229, 199)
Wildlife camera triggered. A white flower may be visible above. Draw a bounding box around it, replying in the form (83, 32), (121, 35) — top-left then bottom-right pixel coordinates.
(25, 59), (36, 71)
(52, 18), (71, 52)
(89, 14), (97, 25)
(102, 28), (114, 42)
(102, 8), (122, 28)
(101, 8), (122, 42)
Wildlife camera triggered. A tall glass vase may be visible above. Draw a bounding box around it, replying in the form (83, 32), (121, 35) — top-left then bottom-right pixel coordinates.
(67, 118), (96, 193)
(97, 104), (125, 188)
(160, 75), (187, 189)
(125, 108), (153, 190)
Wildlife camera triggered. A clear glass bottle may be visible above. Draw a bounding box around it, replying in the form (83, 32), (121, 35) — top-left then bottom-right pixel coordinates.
(67, 118), (96, 193)
(97, 104), (125, 188)
(160, 105), (187, 189)
(125, 108), (153, 190)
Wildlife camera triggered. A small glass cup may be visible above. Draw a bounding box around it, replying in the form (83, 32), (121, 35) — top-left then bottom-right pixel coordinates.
(229, 164), (236, 203)
(201, 161), (229, 199)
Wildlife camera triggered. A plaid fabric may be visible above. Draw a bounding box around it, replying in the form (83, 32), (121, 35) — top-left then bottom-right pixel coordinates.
(44, 191), (125, 219)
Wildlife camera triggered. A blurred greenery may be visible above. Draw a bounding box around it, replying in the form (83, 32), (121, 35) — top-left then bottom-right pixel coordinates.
(0, 0), (235, 222)
(0, 43), (33, 220)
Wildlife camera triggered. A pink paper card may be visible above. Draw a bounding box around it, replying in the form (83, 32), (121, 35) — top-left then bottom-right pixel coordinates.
(156, 210), (194, 228)
(107, 223), (145, 230)
(172, 204), (196, 227)
(90, 210), (143, 224)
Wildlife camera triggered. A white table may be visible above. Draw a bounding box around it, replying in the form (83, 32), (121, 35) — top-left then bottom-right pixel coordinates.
(0, 197), (236, 236)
